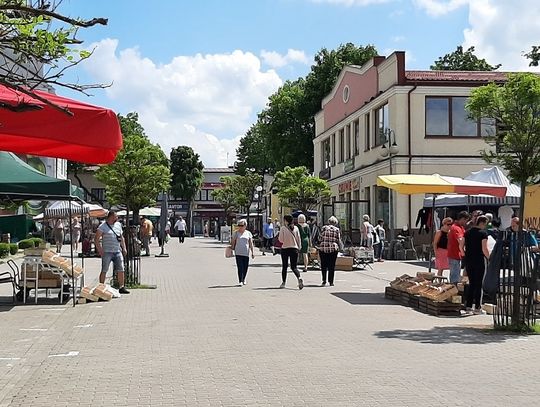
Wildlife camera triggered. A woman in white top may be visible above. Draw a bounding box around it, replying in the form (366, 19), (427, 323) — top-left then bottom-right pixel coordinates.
(231, 219), (254, 286)
(277, 214), (303, 290)
(54, 218), (65, 253)
(361, 214), (375, 248)
(72, 217), (82, 252)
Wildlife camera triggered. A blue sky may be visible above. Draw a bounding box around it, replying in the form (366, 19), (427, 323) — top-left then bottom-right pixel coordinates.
(58, 0), (540, 166)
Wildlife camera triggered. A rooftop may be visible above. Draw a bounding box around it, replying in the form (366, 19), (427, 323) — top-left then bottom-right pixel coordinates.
(405, 70), (509, 82)
(204, 167), (235, 173)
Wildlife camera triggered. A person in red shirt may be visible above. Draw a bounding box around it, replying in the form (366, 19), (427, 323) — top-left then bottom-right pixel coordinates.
(447, 211), (469, 283)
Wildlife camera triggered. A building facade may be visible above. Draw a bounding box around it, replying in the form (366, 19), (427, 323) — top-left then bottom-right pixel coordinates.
(313, 51), (507, 241)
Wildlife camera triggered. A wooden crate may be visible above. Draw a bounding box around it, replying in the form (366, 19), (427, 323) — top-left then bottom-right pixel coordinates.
(418, 296), (462, 317)
(335, 256), (354, 271)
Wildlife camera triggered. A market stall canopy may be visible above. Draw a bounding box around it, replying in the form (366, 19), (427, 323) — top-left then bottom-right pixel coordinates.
(422, 167), (520, 207)
(377, 174), (507, 197)
(84, 203), (107, 218)
(117, 207), (161, 217)
(0, 85), (122, 164)
(0, 151), (71, 199)
(33, 202), (106, 220)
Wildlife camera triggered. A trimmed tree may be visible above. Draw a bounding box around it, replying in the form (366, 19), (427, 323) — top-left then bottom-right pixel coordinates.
(467, 72), (540, 330)
(170, 146), (204, 235)
(272, 166), (331, 214)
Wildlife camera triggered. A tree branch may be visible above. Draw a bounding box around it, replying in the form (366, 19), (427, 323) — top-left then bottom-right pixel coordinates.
(0, 5), (108, 28)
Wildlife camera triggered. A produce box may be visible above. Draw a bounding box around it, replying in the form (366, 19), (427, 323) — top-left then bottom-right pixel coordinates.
(335, 256), (354, 271)
(92, 284), (112, 301)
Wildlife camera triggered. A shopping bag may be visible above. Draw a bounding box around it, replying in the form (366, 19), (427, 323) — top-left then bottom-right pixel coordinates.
(225, 246), (234, 258)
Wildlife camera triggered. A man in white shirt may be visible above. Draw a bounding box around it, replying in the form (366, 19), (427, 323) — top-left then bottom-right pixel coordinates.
(174, 216), (187, 243)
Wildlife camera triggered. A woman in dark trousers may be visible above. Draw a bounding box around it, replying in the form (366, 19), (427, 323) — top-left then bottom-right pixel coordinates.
(277, 215), (303, 290)
(317, 216), (342, 286)
(231, 219), (254, 286)
(464, 215), (490, 314)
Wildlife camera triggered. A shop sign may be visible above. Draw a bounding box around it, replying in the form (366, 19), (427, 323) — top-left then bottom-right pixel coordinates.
(524, 185), (540, 229)
(338, 180), (352, 194)
(351, 177), (360, 190)
(169, 203), (188, 210)
(343, 158), (354, 173)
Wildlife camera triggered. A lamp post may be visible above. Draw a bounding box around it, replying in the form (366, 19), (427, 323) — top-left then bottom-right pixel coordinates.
(380, 128), (399, 241)
(255, 185), (263, 237)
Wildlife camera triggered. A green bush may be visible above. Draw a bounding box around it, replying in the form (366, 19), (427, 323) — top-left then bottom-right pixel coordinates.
(0, 243), (9, 258)
(9, 243), (18, 255)
(29, 237), (43, 247)
(18, 239), (35, 249)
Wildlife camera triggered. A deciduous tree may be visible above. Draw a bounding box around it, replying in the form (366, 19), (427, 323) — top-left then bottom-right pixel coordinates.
(431, 46), (501, 71)
(0, 0), (109, 113)
(96, 113), (170, 222)
(272, 166), (331, 213)
(170, 146), (204, 234)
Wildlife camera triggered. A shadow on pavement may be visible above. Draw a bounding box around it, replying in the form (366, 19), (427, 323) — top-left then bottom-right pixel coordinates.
(208, 285), (241, 289)
(0, 302), (15, 312)
(252, 287), (297, 290)
(332, 292), (393, 305)
(400, 260), (430, 269)
(250, 264), (279, 268)
(374, 326), (512, 344)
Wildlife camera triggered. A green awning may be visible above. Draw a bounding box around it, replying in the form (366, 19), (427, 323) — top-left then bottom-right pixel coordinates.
(0, 152), (72, 199)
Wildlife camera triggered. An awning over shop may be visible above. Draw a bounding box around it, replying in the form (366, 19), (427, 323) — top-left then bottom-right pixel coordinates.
(0, 151), (71, 199)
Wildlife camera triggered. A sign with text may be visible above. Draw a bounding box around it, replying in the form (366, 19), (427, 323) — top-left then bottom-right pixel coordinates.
(524, 184), (540, 230)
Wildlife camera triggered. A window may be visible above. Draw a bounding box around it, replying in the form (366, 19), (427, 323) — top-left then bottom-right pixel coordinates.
(91, 188), (106, 202)
(331, 133), (336, 165)
(364, 113), (370, 151)
(345, 124), (351, 159)
(321, 138), (331, 169)
(354, 119), (360, 155)
(339, 129), (345, 163)
(425, 96), (493, 137)
(375, 104), (389, 146)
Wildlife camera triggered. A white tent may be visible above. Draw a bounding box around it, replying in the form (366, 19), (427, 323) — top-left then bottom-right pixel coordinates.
(117, 207), (161, 217)
(33, 201), (106, 220)
(423, 167), (520, 207)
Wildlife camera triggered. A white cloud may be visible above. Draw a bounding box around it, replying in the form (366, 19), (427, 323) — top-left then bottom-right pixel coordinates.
(80, 39), (283, 167)
(463, 0), (540, 71)
(391, 35), (406, 43)
(260, 49), (310, 68)
(310, 0), (391, 5)
(412, 0), (470, 16)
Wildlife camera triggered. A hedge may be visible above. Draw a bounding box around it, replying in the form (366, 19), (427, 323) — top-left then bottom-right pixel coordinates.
(29, 237), (43, 247)
(9, 243), (18, 255)
(18, 239), (35, 249)
(0, 243), (9, 258)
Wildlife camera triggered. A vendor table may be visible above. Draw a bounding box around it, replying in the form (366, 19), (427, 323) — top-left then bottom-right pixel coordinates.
(22, 256), (84, 304)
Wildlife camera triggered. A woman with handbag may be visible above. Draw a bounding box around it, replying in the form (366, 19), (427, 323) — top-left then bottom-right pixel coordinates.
(277, 214), (303, 289)
(230, 219), (254, 286)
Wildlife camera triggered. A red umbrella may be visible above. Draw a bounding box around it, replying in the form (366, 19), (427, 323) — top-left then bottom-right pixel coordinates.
(0, 85), (122, 164)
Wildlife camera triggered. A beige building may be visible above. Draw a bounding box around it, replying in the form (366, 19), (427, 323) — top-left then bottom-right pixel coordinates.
(313, 51), (507, 241)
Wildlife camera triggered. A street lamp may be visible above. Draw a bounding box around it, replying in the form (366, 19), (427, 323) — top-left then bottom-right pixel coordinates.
(380, 128), (399, 241)
(256, 185), (263, 237)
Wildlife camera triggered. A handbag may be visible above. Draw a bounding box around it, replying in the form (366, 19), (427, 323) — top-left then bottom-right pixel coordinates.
(225, 246), (234, 258)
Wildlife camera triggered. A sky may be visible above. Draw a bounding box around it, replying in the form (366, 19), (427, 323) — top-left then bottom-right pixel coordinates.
(57, 0), (540, 167)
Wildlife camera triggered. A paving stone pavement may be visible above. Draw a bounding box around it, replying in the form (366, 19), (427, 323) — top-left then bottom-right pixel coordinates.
(0, 238), (539, 407)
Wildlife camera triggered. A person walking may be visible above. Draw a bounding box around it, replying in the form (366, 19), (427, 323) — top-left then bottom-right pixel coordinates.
(272, 218), (281, 256)
(262, 217), (274, 256)
(373, 219), (386, 262)
(71, 217), (82, 252)
(433, 217), (452, 277)
(297, 214), (311, 272)
(318, 216), (343, 286)
(464, 215), (490, 314)
(174, 216), (187, 243)
(94, 210), (130, 294)
(230, 219), (254, 286)
(277, 215), (303, 289)
(447, 211), (469, 284)
(53, 217), (65, 253)
(140, 215), (153, 256)
(361, 214), (375, 248)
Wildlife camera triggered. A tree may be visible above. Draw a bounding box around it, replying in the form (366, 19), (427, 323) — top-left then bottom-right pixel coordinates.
(211, 173), (262, 229)
(236, 43), (378, 173)
(431, 46), (501, 71)
(0, 0), (108, 113)
(525, 45), (540, 67)
(272, 166), (331, 213)
(170, 146), (204, 234)
(467, 72), (540, 329)
(96, 113), (170, 222)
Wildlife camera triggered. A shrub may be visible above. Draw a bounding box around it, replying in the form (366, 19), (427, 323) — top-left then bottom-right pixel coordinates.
(9, 243), (18, 255)
(0, 243), (9, 258)
(29, 237), (43, 247)
(18, 239), (35, 249)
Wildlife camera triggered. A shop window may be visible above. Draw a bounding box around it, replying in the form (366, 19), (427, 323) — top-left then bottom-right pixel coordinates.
(346, 124), (351, 160)
(331, 133), (336, 165)
(425, 96), (494, 137)
(375, 186), (389, 226)
(91, 188), (106, 202)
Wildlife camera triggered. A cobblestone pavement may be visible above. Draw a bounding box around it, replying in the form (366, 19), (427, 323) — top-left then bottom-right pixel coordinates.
(0, 238), (539, 407)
